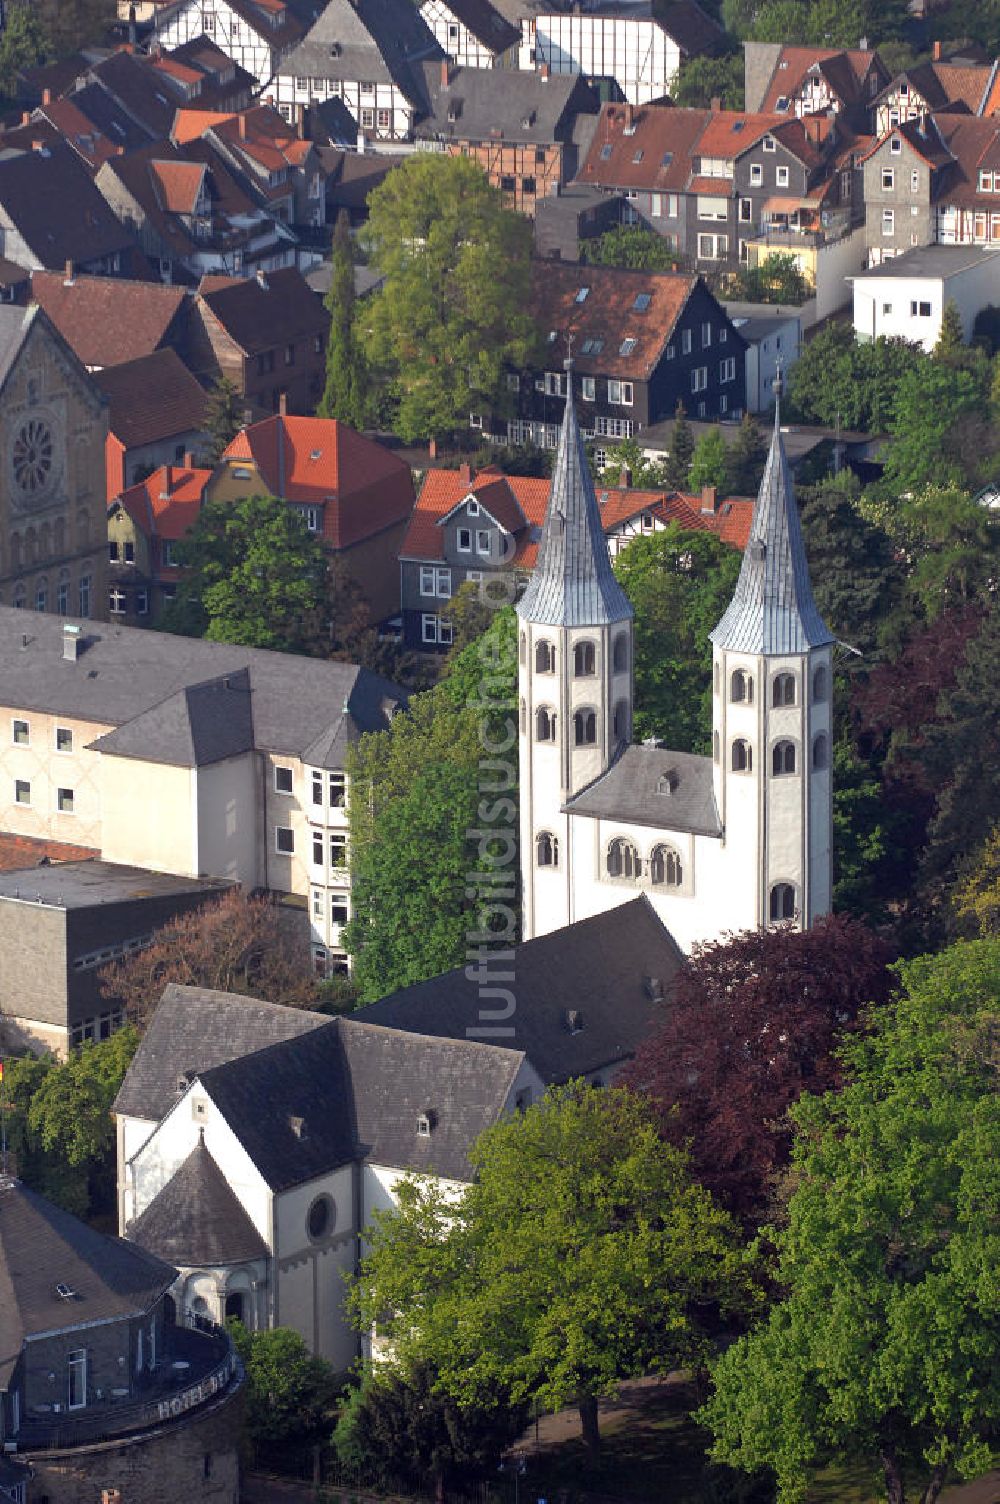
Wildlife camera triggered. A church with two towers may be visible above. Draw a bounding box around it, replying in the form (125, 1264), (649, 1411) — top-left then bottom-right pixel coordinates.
(516, 366), (835, 952)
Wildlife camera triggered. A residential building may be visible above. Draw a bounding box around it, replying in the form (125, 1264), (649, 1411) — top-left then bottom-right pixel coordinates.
(0, 144), (139, 277)
(850, 243), (1000, 349)
(533, 182), (626, 260)
(274, 0), (443, 143)
(197, 104), (329, 231)
(414, 60), (599, 213)
(183, 266), (329, 419)
(2, 95), (122, 175)
(419, 0), (519, 69)
(208, 414), (415, 623)
(166, 32), (259, 111)
(156, 0), (315, 89)
(744, 41), (889, 125)
(517, 368), (834, 950)
(0, 609), (406, 973)
(399, 461), (750, 648)
(0, 1176), (243, 1502)
(725, 301), (802, 412)
(29, 268), (191, 372)
(0, 861), (228, 1056)
(480, 260), (746, 449)
(860, 114), (951, 264)
(95, 139), (297, 284)
(317, 145), (404, 225)
(872, 55), (997, 134)
(0, 304), (108, 622)
(532, 0), (722, 106)
(108, 459), (212, 621)
(98, 349), (209, 500)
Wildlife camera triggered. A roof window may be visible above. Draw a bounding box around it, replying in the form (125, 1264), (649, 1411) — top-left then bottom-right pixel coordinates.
(644, 976), (664, 1001)
(309, 449), (322, 460)
(633, 292), (651, 311)
(580, 337), (604, 355)
(566, 1009), (584, 1033)
(619, 337), (636, 355)
(600, 143), (612, 159)
(662, 151), (673, 165)
(632, 149), (644, 162)
(731, 120), (744, 133)
(56, 1283), (78, 1300)
(575, 286), (590, 302)
(776, 95), (789, 111)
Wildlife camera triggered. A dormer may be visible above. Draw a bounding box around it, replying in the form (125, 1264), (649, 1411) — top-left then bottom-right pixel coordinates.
(416, 1109), (437, 1136)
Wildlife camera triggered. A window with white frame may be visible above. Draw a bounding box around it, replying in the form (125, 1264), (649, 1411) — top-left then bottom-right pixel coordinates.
(701, 321), (712, 347)
(691, 366), (708, 392)
(882, 208), (894, 234)
(421, 613), (453, 645)
(457, 527), (471, 551)
(594, 416), (633, 438)
(749, 162), (762, 184)
(12, 718), (28, 746)
(763, 135), (775, 151)
(681, 328), (692, 354)
(274, 765), (293, 794)
(275, 826), (294, 855)
(331, 891), (349, 925)
(607, 379), (633, 405)
(329, 772), (346, 807)
(882, 167), (894, 190)
(697, 233), (729, 259)
(581, 376), (596, 401)
(476, 529), (490, 555)
(890, 135), (901, 154)
(56, 726), (72, 753)
(719, 356), (736, 383)
(776, 164), (789, 186)
(57, 787), (74, 814)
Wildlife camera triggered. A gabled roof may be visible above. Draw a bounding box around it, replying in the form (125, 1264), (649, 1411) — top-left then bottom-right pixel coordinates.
(0, 1178), (175, 1388)
(207, 0), (307, 50)
(416, 60), (597, 145)
(118, 462), (211, 539)
(859, 113), (953, 169)
(656, 0), (722, 55)
(149, 157), (206, 213)
(114, 983), (330, 1125)
(358, 898), (683, 1081)
(875, 60), (994, 115)
(433, 0), (519, 52)
(198, 266), (328, 353)
(710, 395), (833, 655)
(70, 80), (157, 153)
(30, 269), (189, 370)
(930, 113), (1000, 205)
(564, 744), (721, 834)
(94, 348), (207, 449)
(758, 45), (885, 115)
(517, 372), (633, 628)
(0, 143), (136, 270)
(218, 415), (413, 547)
(695, 107), (785, 159)
(90, 668), (256, 768)
(578, 101), (708, 191)
(24, 96), (121, 172)
(83, 50), (184, 139)
(129, 1135), (269, 1267)
(280, 0), (443, 109)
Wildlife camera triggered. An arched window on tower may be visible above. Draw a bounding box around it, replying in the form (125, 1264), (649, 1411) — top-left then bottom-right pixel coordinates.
(731, 669), (753, 703)
(519, 697), (526, 734)
(650, 844), (682, 887)
(573, 640), (596, 677)
(769, 883), (796, 921)
(536, 831), (558, 867)
(606, 837), (639, 880)
(518, 630), (526, 666)
(812, 664), (828, 701)
(535, 706), (556, 742)
(772, 672), (796, 707)
(713, 729), (720, 763)
(535, 639), (555, 674)
(812, 732), (829, 770)
(714, 661), (720, 695)
(613, 633), (629, 672)
(574, 708), (597, 746)
(613, 700), (629, 741)
(731, 738), (752, 773)
(772, 740), (797, 776)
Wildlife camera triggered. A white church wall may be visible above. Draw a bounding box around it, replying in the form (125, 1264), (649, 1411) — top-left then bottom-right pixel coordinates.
(275, 1164), (356, 1369)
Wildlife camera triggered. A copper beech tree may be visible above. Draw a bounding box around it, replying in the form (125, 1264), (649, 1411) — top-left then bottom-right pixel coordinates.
(99, 888), (319, 1030)
(625, 914), (896, 1228)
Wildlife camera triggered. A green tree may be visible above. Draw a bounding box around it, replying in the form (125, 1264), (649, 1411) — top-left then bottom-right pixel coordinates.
(594, 436), (668, 487)
(344, 608), (517, 1001)
(953, 825), (1000, 936)
(688, 428), (729, 493)
(663, 399), (695, 489)
(229, 1323), (336, 1451)
(933, 298), (966, 361)
(0, 1), (49, 96)
(700, 938), (1000, 1504)
(883, 364), (985, 493)
(203, 375), (243, 462)
(796, 474), (903, 653)
(161, 494), (331, 652)
(786, 325), (917, 431)
(579, 224), (681, 272)
(730, 253), (811, 305)
(672, 50), (745, 109)
(349, 1084), (745, 1452)
(318, 211), (368, 427)
(363, 155), (537, 443)
(37, 0), (112, 56)
(727, 410), (767, 494)
(613, 522), (740, 752)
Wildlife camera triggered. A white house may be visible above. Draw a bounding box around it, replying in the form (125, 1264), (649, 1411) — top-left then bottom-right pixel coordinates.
(725, 302), (803, 413)
(420, 0), (520, 68)
(517, 364), (834, 950)
(849, 243), (1000, 350)
(156, 0), (313, 88)
(531, 0), (720, 106)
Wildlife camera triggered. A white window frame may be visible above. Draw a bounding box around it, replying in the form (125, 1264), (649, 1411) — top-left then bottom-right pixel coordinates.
(55, 726), (73, 753)
(476, 529), (491, 555)
(882, 167), (895, 190)
(581, 376), (596, 401)
(274, 765), (294, 795)
(776, 164), (789, 187)
(275, 827), (294, 855)
(67, 1350), (87, 1411)
(749, 162), (763, 185)
(56, 787), (74, 815)
(691, 366), (708, 393)
(681, 329), (692, 354)
(457, 527), (471, 552)
(720, 356), (736, 383)
(607, 379), (634, 406)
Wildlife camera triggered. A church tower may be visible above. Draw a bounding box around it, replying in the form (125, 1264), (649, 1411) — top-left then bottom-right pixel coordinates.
(516, 362), (634, 941)
(709, 375), (835, 933)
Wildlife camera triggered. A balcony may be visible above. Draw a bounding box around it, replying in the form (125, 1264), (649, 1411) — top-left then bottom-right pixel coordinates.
(17, 1324), (240, 1452)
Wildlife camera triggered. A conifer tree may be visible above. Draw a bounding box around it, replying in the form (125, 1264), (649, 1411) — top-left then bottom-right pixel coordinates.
(934, 299), (966, 362)
(318, 212), (368, 427)
(203, 375), (242, 461)
(663, 400), (694, 489)
(728, 410), (767, 494)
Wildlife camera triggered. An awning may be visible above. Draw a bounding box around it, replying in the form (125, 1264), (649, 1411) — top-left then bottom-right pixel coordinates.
(762, 195), (811, 215)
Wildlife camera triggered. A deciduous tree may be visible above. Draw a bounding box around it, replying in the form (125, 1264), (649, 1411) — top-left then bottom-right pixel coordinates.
(229, 1323), (336, 1450)
(625, 916), (895, 1226)
(688, 428), (729, 493)
(0, 1), (49, 96)
(726, 410), (766, 495)
(672, 50), (744, 109)
(579, 224), (682, 272)
(730, 253), (811, 305)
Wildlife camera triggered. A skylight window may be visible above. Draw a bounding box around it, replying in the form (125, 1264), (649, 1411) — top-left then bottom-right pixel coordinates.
(309, 449), (322, 460)
(548, 329), (558, 342)
(633, 292), (651, 311)
(600, 143), (612, 160)
(776, 95), (789, 111)
(731, 120), (744, 133)
(632, 149), (644, 162)
(580, 337), (604, 355)
(662, 151), (673, 165)
(619, 337), (637, 355)
(575, 286), (590, 302)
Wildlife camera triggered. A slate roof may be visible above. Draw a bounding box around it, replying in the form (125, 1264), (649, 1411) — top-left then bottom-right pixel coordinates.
(433, 0), (519, 53)
(517, 372), (634, 627)
(0, 607), (408, 768)
(0, 143), (136, 270)
(655, 0), (723, 55)
(710, 398), (833, 655)
(114, 982), (329, 1124)
(128, 1136), (269, 1266)
(90, 668), (256, 768)
(0, 1178), (175, 1388)
(851, 243), (1000, 278)
(357, 897), (682, 1082)
(415, 61), (597, 146)
(198, 266), (328, 353)
(280, 0), (443, 108)
(29, 270), (188, 370)
(564, 744), (721, 834)
(94, 348), (207, 448)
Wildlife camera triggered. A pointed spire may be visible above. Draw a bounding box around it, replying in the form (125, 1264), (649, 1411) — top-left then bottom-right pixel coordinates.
(517, 360), (633, 628)
(710, 370), (833, 655)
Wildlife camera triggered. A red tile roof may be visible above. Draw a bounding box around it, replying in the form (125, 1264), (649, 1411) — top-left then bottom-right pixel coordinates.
(149, 158), (206, 214)
(119, 464), (212, 544)
(29, 270), (188, 369)
(94, 348), (208, 452)
(171, 109), (238, 144)
(219, 416), (414, 550)
(530, 260), (698, 380)
(0, 834), (99, 871)
(758, 46), (883, 114)
(579, 103), (709, 190)
(695, 109), (784, 158)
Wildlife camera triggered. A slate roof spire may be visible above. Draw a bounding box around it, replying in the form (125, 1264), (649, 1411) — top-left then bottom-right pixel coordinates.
(517, 358), (633, 628)
(709, 370), (834, 655)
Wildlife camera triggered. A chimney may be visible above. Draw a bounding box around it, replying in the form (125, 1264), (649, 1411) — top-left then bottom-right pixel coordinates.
(164, 464), (173, 490)
(42, 88), (51, 107)
(128, 2), (137, 47)
(238, 113), (247, 140)
(278, 391), (288, 416)
(64, 260), (75, 286)
(296, 102), (306, 139)
(710, 95), (721, 111)
(441, 58), (449, 87)
(184, 451), (194, 469)
(624, 101), (634, 129)
(356, 128), (366, 154)
(62, 624), (82, 662)
(859, 35), (868, 49)
(429, 437), (437, 460)
(700, 484), (718, 514)
(540, 62), (550, 81)
(458, 460), (471, 484)
(20, 111), (29, 126)
(933, 38), (942, 60)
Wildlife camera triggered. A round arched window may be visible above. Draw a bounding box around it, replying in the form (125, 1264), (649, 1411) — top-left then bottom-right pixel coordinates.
(306, 1195), (335, 1242)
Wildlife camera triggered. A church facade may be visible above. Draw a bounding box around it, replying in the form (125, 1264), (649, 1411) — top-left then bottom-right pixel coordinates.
(517, 367), (834, 952)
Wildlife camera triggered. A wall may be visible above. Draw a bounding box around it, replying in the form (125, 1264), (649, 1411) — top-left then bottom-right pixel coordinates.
(813, 224), (867, 320)
(274, 1164), (357, 1369)
(195, 753), (261, 886)
(852, 253), (1000, 349)
(534, 14), (679, 105)
(0, 704), (109, 852)
(0, 899), (67, 1044)
(99, 758), (197, 875)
